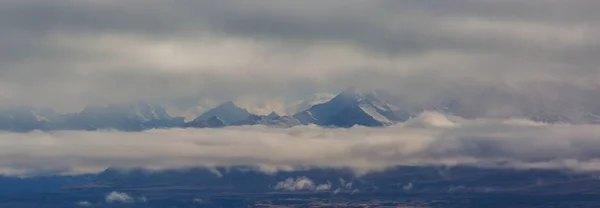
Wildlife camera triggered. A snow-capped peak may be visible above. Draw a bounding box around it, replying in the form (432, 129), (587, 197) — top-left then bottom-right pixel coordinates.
(193, 101), (253, 125)
(293, 87), (408, 127)
(81, 102), (172, 122)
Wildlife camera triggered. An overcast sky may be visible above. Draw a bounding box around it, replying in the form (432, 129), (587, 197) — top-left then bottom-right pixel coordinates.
(1, 0), (599, 113)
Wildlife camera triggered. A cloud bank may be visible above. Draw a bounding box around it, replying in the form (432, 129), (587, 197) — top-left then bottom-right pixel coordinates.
(0, 0), (598, 113)
(1, 113), (600, 176)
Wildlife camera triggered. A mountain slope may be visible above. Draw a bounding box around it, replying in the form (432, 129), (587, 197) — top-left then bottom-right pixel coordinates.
(0, 107), (47, 132)
(231, 115), (301, 128)
(193, 101), (253, 125)
(52, 102), (181, 131)
(324, 105), (383, 127)
(288, 93), (336, 114)
(185, 116), (225, 128)
(267, 111), (280, 119)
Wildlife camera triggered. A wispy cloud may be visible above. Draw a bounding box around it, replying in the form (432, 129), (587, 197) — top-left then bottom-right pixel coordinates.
(105, 191), (138, 204)
(75, 201), (92, 207)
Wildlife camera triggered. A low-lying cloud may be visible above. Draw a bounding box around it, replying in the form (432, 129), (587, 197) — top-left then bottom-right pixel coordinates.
(2, 112), (600, 176)
(273, 176), (331, 192)
(75, 201), (92, 207)
(105, 191), (147, 204)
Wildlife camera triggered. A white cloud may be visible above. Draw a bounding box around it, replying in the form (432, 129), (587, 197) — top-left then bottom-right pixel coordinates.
(75, 201), (92, 207)
(339, 178), (353, 189)
(403, 111), (460, 128)
(105, 191), (135, 204)
(273, 176), (331, 192)
(1, 113), (600, 176)
(193, 198), (205, 204)
(315, 181), (332, 191)
(403, 182), (413, 191)
(274, 177), (312, 191)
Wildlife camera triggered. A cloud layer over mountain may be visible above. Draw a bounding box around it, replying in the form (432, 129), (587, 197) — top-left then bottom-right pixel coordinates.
(0, 0), (599, 112)
(2, 112), (600, 176)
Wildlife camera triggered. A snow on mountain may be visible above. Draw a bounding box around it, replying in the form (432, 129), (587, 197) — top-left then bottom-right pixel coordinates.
(164, 99), (217, 122)
(293, 87), (411, 127)
(30, 108), (60, 122)
(193, 101), (253, 125)
(0, 107), (46, 132)
(231, 114), (301, 128)
(79, 102), (172, 122)
(87, 102), (173, 123)
(57, 102), (179, 131)
(287, 93), (335, 114)
(527, 107), (600, 124)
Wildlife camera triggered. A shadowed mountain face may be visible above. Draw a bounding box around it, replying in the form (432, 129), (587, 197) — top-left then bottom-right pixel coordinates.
(267, 111), (280, 119)
(0, 107), (46, 132)
(231, 114), (301, 128)
(185, 116), (225, 128)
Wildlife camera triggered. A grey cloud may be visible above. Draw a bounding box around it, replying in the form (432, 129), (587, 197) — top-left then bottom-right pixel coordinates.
(0, 0), (599, 114)
(1, 113), (600, 176)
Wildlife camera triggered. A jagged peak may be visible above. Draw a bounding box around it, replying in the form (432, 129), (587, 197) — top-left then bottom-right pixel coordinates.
(194, 101), (253, 125)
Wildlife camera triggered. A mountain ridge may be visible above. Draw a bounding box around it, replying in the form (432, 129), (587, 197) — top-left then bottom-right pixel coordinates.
(0, 87), (595, 132)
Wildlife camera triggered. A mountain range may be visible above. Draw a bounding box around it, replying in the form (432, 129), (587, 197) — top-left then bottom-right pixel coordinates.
(0, 87), (595, 132)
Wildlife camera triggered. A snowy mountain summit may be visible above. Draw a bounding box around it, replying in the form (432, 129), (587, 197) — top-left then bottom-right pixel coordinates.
(293, 87), (411, 127)
(192, 101), (253, 125)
